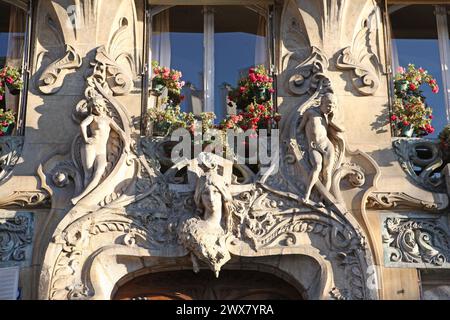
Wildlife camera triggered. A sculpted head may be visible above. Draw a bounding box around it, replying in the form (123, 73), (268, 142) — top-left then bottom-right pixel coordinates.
(91, 97), (108, 115)
(319, 92), (337, 115)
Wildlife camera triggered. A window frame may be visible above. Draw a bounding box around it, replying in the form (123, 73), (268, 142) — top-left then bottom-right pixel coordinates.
(142, 2), (276, 133)
(386, 2), (450, 134)
(0, 0), (33, 136)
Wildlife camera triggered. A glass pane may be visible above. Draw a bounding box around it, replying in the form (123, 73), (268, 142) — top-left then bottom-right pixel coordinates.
(151, 6), (204, 113)
(0, 1), (26, 126)
(214, 6), (267, 121)
(390, 5), (447, 137)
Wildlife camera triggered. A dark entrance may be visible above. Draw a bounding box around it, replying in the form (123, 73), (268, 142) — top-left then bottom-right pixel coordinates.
(113, 269), (304, 300)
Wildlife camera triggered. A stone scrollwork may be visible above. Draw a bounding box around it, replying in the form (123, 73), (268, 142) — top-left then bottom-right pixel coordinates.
(0, 191), (50, 209)
(367, 192), (448, 211)
(383, 217), (450, 267)
(284, 46), (329, 96)
(0, 137), (24, 185)
(38, 45), (82, 95)
(0, 213), (33, 266)
(336, 18), (381, 96)
(393, 138), (444, 192)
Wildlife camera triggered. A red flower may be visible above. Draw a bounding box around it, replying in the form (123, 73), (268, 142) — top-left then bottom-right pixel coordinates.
(390, 115), (397, 121)
(258, 104), (265, 111)
(432, 86), (439, 94)
(409, 83), (416, 91)
(429, 115), (433, 119)
(239, 86), (246, 93)
(180, 95), (185, 101)
(249, 68), (255, 74)
(249, 73), (257, 83)
(403, 121), (410, 126)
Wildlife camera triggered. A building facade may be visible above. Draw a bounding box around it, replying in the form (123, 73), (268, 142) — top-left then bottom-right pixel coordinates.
(0, 0), (449, 300)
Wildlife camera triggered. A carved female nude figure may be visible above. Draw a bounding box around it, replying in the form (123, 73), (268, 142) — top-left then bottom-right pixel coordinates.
(298, 93), (342, 204)
(71, 97), (128, 205)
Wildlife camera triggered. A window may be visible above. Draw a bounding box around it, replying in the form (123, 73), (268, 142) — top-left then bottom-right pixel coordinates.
(389, 4), (450, 137)
(148, 4), (270, 122)
(0, 0), (30, 135)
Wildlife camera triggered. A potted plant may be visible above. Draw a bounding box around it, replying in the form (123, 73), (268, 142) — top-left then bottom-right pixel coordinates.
(150, 61), (185, 104)
(390, 64), (438, 137)
(223, 65), (280, 134)
(0, 66), (23, 98)
(0, 109), (15, 136)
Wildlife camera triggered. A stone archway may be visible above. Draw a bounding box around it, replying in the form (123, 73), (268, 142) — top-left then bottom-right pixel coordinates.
(112, 269), (304, 300)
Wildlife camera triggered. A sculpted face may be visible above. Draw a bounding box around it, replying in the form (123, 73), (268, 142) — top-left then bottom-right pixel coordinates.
(320, 94), (337, 115)
(203, 184), (222, 211)
(92, 99), (107, 115)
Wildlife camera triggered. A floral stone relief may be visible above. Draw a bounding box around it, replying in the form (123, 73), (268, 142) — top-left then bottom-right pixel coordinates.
(0, 212), (34, 267)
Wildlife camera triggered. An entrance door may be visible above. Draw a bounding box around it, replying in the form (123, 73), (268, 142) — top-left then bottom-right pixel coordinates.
(113, 270), (303, 300)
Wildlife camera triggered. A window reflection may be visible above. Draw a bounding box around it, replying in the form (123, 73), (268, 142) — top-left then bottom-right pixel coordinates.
(151, 6), (204, 114)
(0, 1), (26, 117)
(150, 5), (268, 121)
(214, 6), (267, 121)
(390, 5), (447, 137)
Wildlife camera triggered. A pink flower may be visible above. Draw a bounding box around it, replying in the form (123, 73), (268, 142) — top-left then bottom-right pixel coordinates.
(432, 86), (439, 94)
(239, 86), (246, 93)
(268, 88), (275, 93)
(249, 73), (257, 83)
(418, 68), (425, 73)
(171, 74), (179, 81)
(396, 66), (405, 74)
(6, 77), (13, 84)
(0, 95), (3, 101)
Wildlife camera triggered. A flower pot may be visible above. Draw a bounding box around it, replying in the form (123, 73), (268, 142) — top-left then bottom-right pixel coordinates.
(6, 83), (20, 96)
(255, 88), (269, 102)
(396, 80), (409, 92)
(401, 125), (414, 138)
(0, 123), (13, 136)
(152, 82), (165, 96)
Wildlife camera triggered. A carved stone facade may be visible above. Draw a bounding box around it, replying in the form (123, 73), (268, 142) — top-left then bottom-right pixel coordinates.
(1, 0), (449, 300)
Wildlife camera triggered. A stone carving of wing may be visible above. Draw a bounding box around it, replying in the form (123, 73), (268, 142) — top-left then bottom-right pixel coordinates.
(337, 16), (381, 96)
